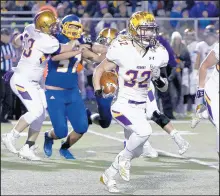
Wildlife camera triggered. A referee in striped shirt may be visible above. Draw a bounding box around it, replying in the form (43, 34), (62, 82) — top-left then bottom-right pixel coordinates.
(1, 28), (16, 123)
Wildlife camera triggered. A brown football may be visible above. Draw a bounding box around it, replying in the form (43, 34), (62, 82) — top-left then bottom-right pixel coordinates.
(100, 71), (118, 95)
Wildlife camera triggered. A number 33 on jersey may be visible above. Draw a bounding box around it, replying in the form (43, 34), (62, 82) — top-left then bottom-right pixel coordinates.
(16, 24), (60, 82)
(106, 34), (169, 101)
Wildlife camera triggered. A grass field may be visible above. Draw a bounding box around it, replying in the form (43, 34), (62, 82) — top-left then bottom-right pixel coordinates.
(1, 120), (219, 195)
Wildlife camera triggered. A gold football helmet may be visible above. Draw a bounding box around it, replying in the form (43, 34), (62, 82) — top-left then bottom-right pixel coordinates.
(34, 10), (58, 34)
(183, 28), (195, 44)
(128, 11), (158, 48)
(96, 28), (118, 46)
(61, 15), (83, 40)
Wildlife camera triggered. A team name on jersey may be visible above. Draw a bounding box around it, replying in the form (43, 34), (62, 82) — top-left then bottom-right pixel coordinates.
(137, 66), (146, 69)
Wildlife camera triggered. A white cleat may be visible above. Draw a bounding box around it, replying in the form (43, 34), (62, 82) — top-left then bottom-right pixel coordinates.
(191, 113), (201, 128)
(173, 132), (190, 155)
(100, 173), (120, 193)
(1, 133), (18, 154)
(18, 144), (41, 161)
(142, 141), (158, 158)
(118, 156), (131, 181)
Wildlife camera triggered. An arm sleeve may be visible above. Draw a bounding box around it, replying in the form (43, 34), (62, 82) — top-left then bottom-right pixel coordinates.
(160, 66), (167, 78)
(159, 48), (169, 68)
(38, 35), (60, 55)
(195, 42), (202, 54)
(157, 36), (177, 67)
(179, 48), (191, 70)
(105, 39), (121, 65)
(212, 43), (219, 61)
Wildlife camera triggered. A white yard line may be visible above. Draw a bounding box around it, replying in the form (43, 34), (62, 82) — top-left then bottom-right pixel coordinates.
(11, 121), (218, 170)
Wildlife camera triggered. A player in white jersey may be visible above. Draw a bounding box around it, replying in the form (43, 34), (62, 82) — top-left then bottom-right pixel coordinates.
(195, 42), (219, 157)
(191, 25), (218, 128)
(182, 28), (198, 115)
(82, 28), (189, 161)
(1, 10), (80, 160)
(93, 12), (171, 192)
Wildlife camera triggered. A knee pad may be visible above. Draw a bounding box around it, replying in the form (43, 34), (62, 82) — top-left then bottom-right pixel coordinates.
(29, 110), (46, 131)
(151, 110), (170, 128)
(23, 106), (44, 124)
(74, 121), (88, 135)
(135, 124), (152, 137)
(54, 124), (68, 139)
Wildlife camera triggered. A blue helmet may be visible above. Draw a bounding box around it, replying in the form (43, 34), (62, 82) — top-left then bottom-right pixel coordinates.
(61, 14), (83, 40)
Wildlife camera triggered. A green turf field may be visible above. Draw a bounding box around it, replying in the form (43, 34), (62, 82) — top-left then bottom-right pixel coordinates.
(1, 120), (219, 195)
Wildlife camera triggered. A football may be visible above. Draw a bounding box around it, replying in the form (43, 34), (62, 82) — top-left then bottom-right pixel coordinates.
(100, 71), (118, 95)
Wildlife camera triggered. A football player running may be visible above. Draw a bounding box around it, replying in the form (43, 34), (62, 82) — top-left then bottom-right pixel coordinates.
(1, 10), (78, 160)
(87, 28), (189, 157)
(93, 11), (171, 192)
(196, 42), (219, 157)
(191, 25), (218, 128)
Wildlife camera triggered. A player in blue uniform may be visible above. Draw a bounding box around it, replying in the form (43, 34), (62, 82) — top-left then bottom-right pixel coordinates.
(81, 28), (119, 129)
(44, 15), (91, 159)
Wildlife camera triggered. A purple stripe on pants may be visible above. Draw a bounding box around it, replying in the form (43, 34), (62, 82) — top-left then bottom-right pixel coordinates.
(206, 101), (213, 120)
(205, 92), (213, 120)
(115, 114), (132, 126)
(147, 89), (154, 102)
(18, 90), (32, 100)
(16, 84), (24, 89)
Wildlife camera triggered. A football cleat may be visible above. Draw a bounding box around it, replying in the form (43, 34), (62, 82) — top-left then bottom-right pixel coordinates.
(191, 114), (200, 128)
(100, 172), (119, 193)
(43, 132), (54, 157)
(18, 144), (41, 161)
(59, 148), (75, 160)
(172, 132), (190, 155)
(1, 133), (18, 154)
(142, 141), (158, 158)
(118, 155), (131, 181)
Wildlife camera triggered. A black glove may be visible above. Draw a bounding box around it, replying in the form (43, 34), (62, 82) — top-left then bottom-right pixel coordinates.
(94, 89), (103, 97)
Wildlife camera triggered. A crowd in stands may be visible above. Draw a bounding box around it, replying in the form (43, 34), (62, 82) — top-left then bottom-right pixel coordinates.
(1, 1), (219, 40)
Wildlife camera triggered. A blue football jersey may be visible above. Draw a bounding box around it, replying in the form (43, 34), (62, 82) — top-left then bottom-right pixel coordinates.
(45, 34), (84, 89)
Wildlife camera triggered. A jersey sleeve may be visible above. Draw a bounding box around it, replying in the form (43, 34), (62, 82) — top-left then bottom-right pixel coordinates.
(158, 46), (169, 67)
(38, 34), (60, 55)
(212, 42), (219, 61)
(195, 42), (202, 54)
(106, 39), (121, 65)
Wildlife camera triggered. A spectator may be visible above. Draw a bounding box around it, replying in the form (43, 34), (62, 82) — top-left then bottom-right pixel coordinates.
(179, 8), (194, 32)
(170, 31), (191, 118)
(1, 28), (15, 123)
(84, 0), (99, 17)
(170, 3), (183, 28)
(114, 1), (129, 31)
(1, 1), (8, 12)
(62, 1), (72, 15)
(95, 13), (117, 35)
(93, 1), (109, 18)
(82, 12), (96, 41)
(189, 1), (219, 29)
(77, 5), (85, 17)
(57, 3), (66, 20)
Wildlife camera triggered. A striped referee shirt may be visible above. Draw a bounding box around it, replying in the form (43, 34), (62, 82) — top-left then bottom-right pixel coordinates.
(1, 41), (15, 72)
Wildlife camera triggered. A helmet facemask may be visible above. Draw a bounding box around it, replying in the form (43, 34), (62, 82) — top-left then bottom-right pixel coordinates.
(134, 23), (158, 49)
(96, 36), (112, 46)
(62, 22), (83, 40)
